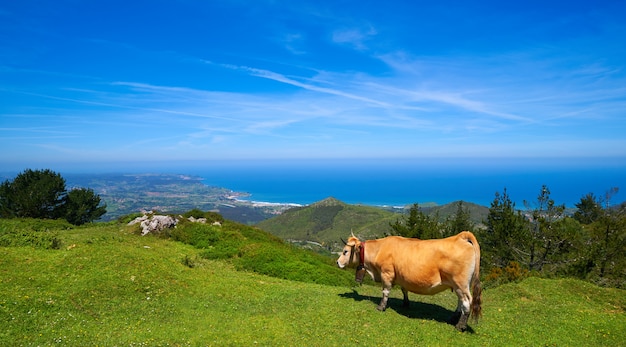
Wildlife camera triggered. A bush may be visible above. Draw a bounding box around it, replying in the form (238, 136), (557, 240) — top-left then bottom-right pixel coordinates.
(64, 188), (107, 225)
(485, 261), (530, 287)
(182, 209), (224, 223)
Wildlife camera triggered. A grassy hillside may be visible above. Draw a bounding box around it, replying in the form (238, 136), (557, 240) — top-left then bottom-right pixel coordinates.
(1, 219), (625, 346)
(256, 197), (398, 248)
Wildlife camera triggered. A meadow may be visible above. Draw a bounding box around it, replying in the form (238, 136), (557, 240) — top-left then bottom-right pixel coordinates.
(1, 220), (624, 346)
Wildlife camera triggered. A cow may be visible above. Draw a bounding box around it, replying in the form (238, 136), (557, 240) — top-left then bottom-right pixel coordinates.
(336, 231), (482, 332)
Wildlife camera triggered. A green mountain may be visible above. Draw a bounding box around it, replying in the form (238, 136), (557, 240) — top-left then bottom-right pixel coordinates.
(255, 197), (398, 247)
(256, 197), (491, 249)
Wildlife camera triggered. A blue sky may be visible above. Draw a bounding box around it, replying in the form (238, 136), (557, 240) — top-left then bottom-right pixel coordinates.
(1, 0), (626, 172)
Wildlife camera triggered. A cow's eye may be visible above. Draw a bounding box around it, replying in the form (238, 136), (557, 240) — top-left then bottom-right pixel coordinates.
(343, 250), (348, 255)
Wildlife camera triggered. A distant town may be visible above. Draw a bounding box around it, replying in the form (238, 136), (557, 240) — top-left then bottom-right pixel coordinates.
(62, 173), (297, 224)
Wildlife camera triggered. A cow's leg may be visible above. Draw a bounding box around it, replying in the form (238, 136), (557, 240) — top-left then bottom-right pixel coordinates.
(453, 287), (472, 332)
(377, 270), (394, 311)
(377, 285), (391, 311)
(401, 287), (410, 308)
(450, 296), (462, 325)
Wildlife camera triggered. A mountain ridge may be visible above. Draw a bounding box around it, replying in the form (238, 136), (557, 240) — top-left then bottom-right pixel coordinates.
(256, 197), (490, 248)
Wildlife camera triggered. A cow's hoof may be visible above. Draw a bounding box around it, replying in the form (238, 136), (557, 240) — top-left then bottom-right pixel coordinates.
(376, 305), (386, 312)
(455, 324), (467, 332)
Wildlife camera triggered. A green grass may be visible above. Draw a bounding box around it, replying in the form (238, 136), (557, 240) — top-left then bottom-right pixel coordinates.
(1, 221), (625, 346)
(166, 218), (355, 287)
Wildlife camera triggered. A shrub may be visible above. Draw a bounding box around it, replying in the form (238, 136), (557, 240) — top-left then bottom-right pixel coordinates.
(182, 209), (225, 223)
(64, 188), (107, 225)
(485, 261), (530, 287)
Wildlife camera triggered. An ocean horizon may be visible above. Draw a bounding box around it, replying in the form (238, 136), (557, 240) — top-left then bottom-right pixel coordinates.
(4, 158), (625, 209)
(181, 158), (626, 208)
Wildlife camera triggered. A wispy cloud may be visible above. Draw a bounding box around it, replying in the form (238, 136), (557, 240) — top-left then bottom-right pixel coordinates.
(332, 25), (377, 50)
(218, 63), (393, 107)
(281, 33), (307, 55)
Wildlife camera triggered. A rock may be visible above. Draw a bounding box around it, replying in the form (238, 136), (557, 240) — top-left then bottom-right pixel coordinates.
(187, 216), (207, 223)
(128, 212), (218, 236)
(127, 215), (149, 226)
(128, 214), (177, 235)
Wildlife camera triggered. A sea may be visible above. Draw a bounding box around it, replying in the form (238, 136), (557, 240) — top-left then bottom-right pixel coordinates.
(179, 158), (626, 208)
(6, 157), (624, 209)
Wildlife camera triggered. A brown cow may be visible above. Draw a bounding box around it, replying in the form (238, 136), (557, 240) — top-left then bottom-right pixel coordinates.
(336, 231), (482, 331)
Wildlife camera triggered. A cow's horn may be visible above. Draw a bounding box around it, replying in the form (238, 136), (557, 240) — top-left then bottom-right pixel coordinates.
(340, 237), (347, 245)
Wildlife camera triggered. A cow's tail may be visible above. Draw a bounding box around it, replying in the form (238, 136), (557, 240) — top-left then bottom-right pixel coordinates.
(466, 231), (483, 322)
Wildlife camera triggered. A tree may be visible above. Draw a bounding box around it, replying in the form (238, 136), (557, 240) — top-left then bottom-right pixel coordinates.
(0, 169), (107, 225)
(481, 188), (529, 268)
(523, 185), (568, 272)
(0, 180), (12, 218)
(0, 169), (66, 219)
(574, 193), (602, 224)
(390, 203), (440, 239)
(64, 188), (107, 225)
(446, 201), (474, 235)
(588, 188), (626, 286)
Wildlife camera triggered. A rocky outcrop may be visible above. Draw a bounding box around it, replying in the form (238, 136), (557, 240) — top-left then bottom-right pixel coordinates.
(128, 214), (178, 236)
(127, 213), (222, 236)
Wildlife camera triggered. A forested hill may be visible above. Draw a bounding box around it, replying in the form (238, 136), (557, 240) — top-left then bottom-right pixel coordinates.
(256, 197), (397, 246)
(255, 197), (489, 248)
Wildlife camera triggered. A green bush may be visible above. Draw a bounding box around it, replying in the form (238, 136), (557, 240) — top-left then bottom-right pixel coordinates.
(64, 188), (107, 225)
(168, 213), (354, 286)
(182, 209), (224, 223)
(485, 261), (530, 287)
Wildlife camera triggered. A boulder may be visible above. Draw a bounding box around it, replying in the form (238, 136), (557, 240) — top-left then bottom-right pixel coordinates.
(128, 214), (178, 236)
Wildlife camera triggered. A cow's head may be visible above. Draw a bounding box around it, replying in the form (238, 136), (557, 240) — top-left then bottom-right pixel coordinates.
(336, 233), (361, 269)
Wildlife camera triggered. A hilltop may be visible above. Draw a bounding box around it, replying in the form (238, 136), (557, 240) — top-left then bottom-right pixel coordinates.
(1, 217), (624, 345)
(256, 197), (397, 246)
